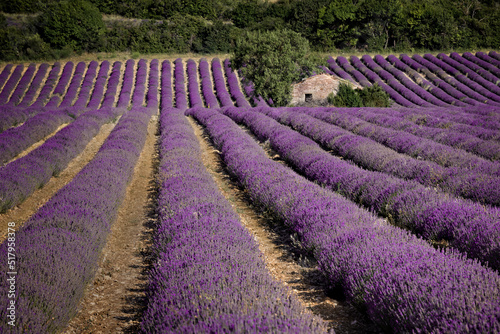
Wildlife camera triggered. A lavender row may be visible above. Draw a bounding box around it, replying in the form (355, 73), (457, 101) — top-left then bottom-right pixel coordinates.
(0, 65), (24, 105)
(338, 56), (415, 107)
(131, 59), (148, 107)
(309, 106), (500, 177)
(392, 54), (488, 106)
(85, 61), (110, 109)
(45, 62), (74, 108)
(241, 107), (500, 268)
(146, 59), (159, 110)
(0, 64), (12, 91)
(141, 107), (327, 333)
(58, 61), (88, 109)
(212, 58), (233, 107)
(371, 55), (466, 106)
(430, 53), (500, 99)
(0, 107), (73, 165)
(17, 63), (50, 107)
(5, 63), (37, 106)
(356, 104), (500, 141)
(100, 61), (122, 108)
(477, 51), (500, 67)
(173, 58), (188, 110)
(186, 59), (204, 108)
(190, 107), (500, 333)
(223, 59), (251, 108)
(353, 55), (435, 107)
(0, 106), (154, 333)
(448, 52), (500, 84)
(160, 60), (173, 109)
(336, 56), (372, 87)
(0, 64), (61, 133)
(326, 56), (356, 83)
(198, 58), (219, 108)
(116, 59), (135, 108)
(414, 54), (500, 107)
(335, 103), (500, 161)
(72, 61), (99, 109)
(0, 106), (125, 213)
(459, 52), (500, 82)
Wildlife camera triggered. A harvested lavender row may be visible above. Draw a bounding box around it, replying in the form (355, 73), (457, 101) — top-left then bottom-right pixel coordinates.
(0, 64), (12, 91)
(100, 61), (122, 108)
(141, 107), (328, 333)
(0, 64), (60, 133)
(5, 63), (37, 106)
(307, 106), (500, 176)
(340, 56), (415, 107)
(190, 107), (500, 334)
(460, 52), (500, 82)
(371, 55), (465, 106)
(0, 106), (125, 213)
(477, 51), (500, 67)
(336, 56), (372, 87)
(0, 64), (24, 105)
(212, 58), (234, 107)
(409, 54), (500, 106)
(0, 106), (154, 333)
(17, 63), (50, 107)
(354, 56), (434, 107)
(131, 59), (148, 107)
(72, 61), (99, 109)
(186, 59), (204, 108)
(173, 58), (188, 110)
(223, 59), (251, 107)
(146, 59), (159, 110)
(116, 59), (135, 108)
(354, 104), (500, 141)
(58, 62), (88, 108)
(198, 58), (219, 108)
(85, 60), (110, 109)
(160, 60), (173, 109)
(431, 54), (500, 99)
(390, 54), (485, 106)
(327, 56), (356, 83)
(239, 107), (500, 268)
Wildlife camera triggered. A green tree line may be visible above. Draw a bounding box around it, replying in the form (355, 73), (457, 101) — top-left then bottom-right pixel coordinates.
(0, 0), (499, 61)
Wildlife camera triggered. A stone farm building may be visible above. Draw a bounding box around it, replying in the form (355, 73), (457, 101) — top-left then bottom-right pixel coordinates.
(290, 73), (343, 105)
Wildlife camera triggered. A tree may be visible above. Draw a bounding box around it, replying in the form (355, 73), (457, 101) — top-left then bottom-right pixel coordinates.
(231, 29), (317, 106)
(37, 0), (105, 53)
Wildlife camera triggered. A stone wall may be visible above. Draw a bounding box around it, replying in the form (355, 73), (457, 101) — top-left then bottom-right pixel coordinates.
(290, 74), (339, 105)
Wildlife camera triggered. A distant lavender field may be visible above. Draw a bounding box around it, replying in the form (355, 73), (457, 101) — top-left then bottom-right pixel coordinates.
(0, 52), (499, 333)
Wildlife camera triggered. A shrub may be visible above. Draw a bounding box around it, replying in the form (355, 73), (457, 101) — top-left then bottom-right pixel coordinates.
(358, 83), (391, 107)
(329, 82), (363, 107)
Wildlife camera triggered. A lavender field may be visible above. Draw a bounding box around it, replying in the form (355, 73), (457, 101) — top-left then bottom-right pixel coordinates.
(0, 52), (499, 333)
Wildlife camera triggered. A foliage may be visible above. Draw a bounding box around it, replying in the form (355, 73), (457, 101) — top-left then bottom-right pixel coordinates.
(329, 83), (391, 107)
(36, 0), (105, 53)
(231, 29), (317, 107)
(328, 83), (363, 107)
(358, 83), (391, 107)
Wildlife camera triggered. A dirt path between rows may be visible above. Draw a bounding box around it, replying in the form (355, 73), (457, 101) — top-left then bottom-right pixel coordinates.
(62, 114), (158, 334)
(0, 120), (118, 243)
(188, 116), (382, 334)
